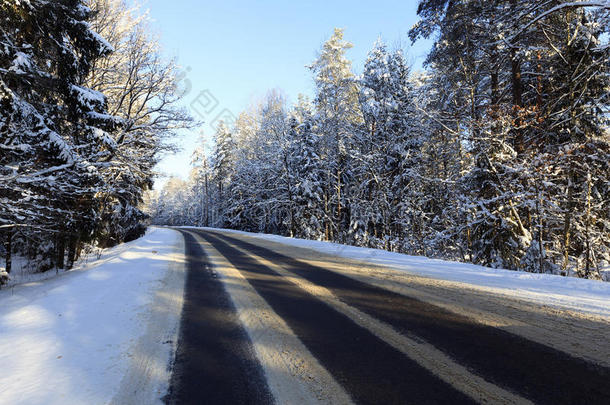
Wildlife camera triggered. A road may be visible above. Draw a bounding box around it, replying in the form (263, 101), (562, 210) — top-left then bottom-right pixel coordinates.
(166, 228), (610, 405)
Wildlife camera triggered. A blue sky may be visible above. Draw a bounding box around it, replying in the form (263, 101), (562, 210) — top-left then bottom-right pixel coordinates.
(146, 0), (433, 187)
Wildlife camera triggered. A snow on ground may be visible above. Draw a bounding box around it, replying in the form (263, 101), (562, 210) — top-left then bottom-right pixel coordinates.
(0, 227), (185, 405)
(202, 228), (610, 319)
(3, 255), (73, 288)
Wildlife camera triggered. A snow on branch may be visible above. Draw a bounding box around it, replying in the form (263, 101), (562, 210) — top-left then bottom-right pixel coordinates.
(505, 1), (610, 45)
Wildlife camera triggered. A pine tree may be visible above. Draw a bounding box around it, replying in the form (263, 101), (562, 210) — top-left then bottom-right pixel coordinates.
(210, 121), (236, 227)
(1, 0), (118, 270)
(288, 95), (326, 239)
(357, 40), (423, 251)
(410, 0), (531, 266)
(309, 28), (363, 241)
(414, 70), (470, 260)
(410, 0), (609, 273)
(532, 6), (610, 277)
(190, 142), (213, 227)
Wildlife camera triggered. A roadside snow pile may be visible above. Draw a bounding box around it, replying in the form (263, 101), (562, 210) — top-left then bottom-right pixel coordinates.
(208, 228), (610, 318)
(0, 227), (185, 405)
(2, 255), (72, 288)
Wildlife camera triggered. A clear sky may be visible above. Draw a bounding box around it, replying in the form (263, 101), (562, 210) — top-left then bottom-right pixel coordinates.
(146, 0), (433, 188)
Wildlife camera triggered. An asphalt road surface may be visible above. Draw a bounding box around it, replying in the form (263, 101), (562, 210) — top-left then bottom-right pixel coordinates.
(166, 228), (610, 405)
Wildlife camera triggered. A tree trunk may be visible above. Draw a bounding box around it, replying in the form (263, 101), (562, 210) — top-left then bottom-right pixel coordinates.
(67, 236), (78, 270)
(584, 172), (592, 277)
(562, 171), (575, 273)
(5, 230), (12, 274)
(324, 188), (330, 241)
(204, 174), (210, 227)
(336, 167), (342, 240)
(511, 47), (524, 154)
(490, 67), (501, 138)
(535, 181), (545, 273)
(56, 235), (65, 270)
(490, 70), (499, 107)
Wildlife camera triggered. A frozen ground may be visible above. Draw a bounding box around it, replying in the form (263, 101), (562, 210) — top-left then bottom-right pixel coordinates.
(0, 227), (185, 405)
(198, 228), (610, 319)
(2, 255), (70, 288)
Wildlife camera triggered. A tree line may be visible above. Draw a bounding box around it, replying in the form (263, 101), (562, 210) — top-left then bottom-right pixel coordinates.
(0, 0), (190, 278)
(153, 0), (609, 279)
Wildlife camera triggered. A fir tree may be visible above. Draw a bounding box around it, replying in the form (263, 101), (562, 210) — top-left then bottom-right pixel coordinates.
(309, 28), (363, 241)
(1, 0), (118, 269)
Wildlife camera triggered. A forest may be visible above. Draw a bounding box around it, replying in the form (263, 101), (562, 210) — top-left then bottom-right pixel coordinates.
(152, 1), (610, 280)
(0, 0), (191, 280)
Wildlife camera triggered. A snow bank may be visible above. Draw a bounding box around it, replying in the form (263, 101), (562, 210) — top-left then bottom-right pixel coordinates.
(0, 227), (185, 405)
(2, 255), (70, 288)
(203, 228), (610, 318)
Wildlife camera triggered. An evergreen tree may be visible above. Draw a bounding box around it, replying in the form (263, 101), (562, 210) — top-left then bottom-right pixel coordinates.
(150, 6), (609, 281)
(288, 95), (326, 239)
(357, 40), (423, 251)
(210, 121), (236, 226)
(1, 0), (118, 270)
(532, 6), (610, 277)
(309, 28), (363, 241)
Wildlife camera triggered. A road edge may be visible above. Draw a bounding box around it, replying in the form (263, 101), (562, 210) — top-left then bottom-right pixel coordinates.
(110, 227), (187, 405)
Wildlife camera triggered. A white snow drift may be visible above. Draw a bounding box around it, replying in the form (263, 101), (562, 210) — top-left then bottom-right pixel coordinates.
(0, 227), (185, 405)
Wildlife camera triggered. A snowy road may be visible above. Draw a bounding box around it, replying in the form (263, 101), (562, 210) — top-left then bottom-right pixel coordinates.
(169, 228), (610, 405)
(3, 227), (608, 404)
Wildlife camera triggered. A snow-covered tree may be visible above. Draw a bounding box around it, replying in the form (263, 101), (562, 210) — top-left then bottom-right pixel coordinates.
(1, 0), (190, 277)
(210, 121), (236, 226)
(86, 0), (192, 246)
(410, 0), (609, 273)
(356, 40), (425, 251)
(288, 95), (326, 239)
(150, 8), (609, 281)
(309, 28), (363, 241)
(0, 0), (118, 270)
(531, 6), (610, 277)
